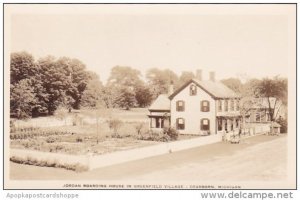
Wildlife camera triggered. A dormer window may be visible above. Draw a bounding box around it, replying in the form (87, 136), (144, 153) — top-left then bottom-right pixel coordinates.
(176, 100), (185, 112)
(190, 84), (197, 96)
(201, 100), (210, 112)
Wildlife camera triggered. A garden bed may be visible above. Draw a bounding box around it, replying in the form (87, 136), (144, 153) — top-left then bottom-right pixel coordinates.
(10, 132), (160, 155)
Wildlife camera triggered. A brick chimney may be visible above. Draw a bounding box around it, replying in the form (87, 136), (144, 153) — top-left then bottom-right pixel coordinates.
(196, 69), (202, 81)
(168, 80), (174, 95)
(209, 71), (215, 82)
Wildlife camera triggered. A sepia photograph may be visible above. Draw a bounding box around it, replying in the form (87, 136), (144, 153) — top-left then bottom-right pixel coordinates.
(3, 3), (297, 190)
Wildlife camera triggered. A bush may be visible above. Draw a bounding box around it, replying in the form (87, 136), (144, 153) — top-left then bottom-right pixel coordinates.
(276, 117), (287, 133)
(107, 118), (123, 137)
(10, 156), (88, 172)
(163, 127), (179, 141)
(46, 137), (56, 143)
(76, 137), (83, 143)
(138, 129), (172, 142)
(134, 122), (145, 136)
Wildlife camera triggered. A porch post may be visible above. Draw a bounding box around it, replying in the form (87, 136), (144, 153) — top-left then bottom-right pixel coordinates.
(222, 119), (226, 131)
(227, 119), (231, 131)
(159, 118), (162, 128)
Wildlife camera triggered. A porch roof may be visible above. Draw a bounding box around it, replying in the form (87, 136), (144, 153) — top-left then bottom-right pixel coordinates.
(216, 113), (242, 118)
(148, 94), (171, 111)
(148, 112), (171, 117)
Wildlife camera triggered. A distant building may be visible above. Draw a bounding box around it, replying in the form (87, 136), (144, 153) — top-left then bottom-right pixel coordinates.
(148, 70), (241, 135)
(244, 97), (283, 123)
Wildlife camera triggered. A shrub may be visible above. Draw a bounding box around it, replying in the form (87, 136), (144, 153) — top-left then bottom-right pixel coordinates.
(76, 137), (83, 143)
(107, 118), (123, 137)
(134, 122), (145, 136)
(46, 137), (56, 143)
(276, 117), (287, 133)
(10, 156), (88, 172)
(163, 127), (179, 141)
(10, 120), (17, 133)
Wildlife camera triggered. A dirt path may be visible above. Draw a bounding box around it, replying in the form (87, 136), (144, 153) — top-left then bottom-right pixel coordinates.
(10, 135), (287, 182)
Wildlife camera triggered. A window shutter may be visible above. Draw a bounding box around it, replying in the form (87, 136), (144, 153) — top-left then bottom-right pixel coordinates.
(200, 119), (203, 130)
(182, 101), (185, 111)
(200, 101), (203, 112)
(176, 101), (178, 111)
(207, 101), (210, 112)
(208, 119), (210, 130)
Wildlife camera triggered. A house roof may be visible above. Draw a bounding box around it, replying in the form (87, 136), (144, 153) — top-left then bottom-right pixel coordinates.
(169, 79), (240, 100)
(148, 94), (171, 111)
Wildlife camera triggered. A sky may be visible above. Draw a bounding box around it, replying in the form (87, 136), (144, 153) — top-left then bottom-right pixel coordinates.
(9, 4), (293, 84)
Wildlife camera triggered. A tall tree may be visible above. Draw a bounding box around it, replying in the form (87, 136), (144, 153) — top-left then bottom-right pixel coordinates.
(107, 66), (142, 89)
(10, 52), (37, 85)
(135, 84), (153, 107)
(146, 68), (179, 98)
(38, 56), (70, 115)
(59, 57), (89, 109)
(221, 78), (243, 94)
(81, 72), (104, 108)
(10, 79), (38, 119)
(255, 77), (287, 123)
(114, 86), (137, 110)
(106, 66), (143, 109)
(178, 71), (195, 87)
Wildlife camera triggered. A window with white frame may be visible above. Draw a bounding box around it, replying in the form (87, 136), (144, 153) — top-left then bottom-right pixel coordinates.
(201, 118), (210, 131)
(176, 100), (185, 112)
(176, 118), (185, 130)
(201, 100), (210, 112)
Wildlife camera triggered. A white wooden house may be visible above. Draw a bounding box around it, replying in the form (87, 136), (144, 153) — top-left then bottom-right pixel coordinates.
(148, 71), (242, 135)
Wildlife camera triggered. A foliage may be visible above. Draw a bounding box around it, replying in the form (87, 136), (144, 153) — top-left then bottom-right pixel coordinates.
(134, 122), (145, 136)
(276, 116), (287, 133)
(81, 72), (104, 108)
(10, 129), (71, 140)
(178, 71), (195, 86)
(107, 118), (123, 137)
(163, 127), (179, 141)
(10, 52), (38, 85)
(254, 77), (287, 122)
(146, 68), (179, 99)
(10, 52), (97, 118)
(113, 86), (137, 110)
(134, 84), (153, 107)
(138, 129), (172, 142)
(10, 79), (38, 119)
(221, 78), (243, 94)
(107, 66), (142, 88)
(10, 156), (88, 172)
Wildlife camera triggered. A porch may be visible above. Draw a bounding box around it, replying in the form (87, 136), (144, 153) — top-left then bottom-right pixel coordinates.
(148, 112), (171, 130)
